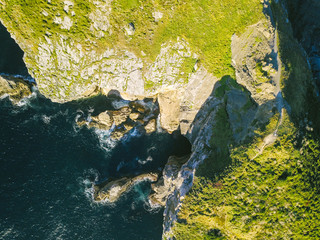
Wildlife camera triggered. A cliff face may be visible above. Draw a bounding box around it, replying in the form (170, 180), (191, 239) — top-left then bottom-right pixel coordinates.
(1, 0), (319, 239)
(286, 0), (320, 87)
(168, 1), (320, 239)
(0, 0), (264, 134)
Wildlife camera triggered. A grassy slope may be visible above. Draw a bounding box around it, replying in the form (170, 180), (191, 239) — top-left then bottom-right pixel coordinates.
(174, 111), (320, 239)
(0, 0), (264, 79)
(172, 0), (320, 239)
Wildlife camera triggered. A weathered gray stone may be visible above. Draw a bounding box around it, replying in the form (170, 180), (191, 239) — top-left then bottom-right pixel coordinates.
(94, 173), (159, 203)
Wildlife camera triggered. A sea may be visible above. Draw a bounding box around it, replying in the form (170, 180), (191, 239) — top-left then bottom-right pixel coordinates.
(0, 23), (191, 240)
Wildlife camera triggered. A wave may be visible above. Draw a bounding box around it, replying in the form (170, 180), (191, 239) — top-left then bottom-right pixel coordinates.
(156, 114), (163, 132)
(47, 221), (67, 240)
(138, 156), (153, 165)
(0, 226), (19, 239)
(78, 169), (100, 203)
(94, 128), (117, 153)
(15, 90), (38, 108)
(79, 169), (119, 206)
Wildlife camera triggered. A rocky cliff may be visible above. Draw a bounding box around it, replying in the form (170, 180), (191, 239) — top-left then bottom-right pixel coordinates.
(0, 0), (264, 134)
(1, 0), (319, 239)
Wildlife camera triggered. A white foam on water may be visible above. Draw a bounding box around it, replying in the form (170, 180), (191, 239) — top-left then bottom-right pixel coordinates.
(74, 110), (84, 122)
(156, 114), (163, 132)
(138, 156), (153, 165)
(145, 199), (163, 212)
(94, 128), (117, 153)
(79, 169), (117, 207)
(88, 107), (94, 113)
(0, 93), (9, 100)
(42, 115), (51, 124)
(127, 127), (143, 139)
(116, 161), (125, 172)
(16, 90), (37, 107)
(79, 168), (99, 202)
(0, 226), (19, 239)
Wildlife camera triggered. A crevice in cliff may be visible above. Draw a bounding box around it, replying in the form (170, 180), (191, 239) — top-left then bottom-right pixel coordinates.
(285, 0), (320, 88)
(69, 91), (192, 204)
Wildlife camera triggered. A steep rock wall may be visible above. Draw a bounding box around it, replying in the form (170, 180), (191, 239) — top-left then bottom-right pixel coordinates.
(161, 2), (286, 237)
(0, 0), (276, 239)
(0, 0), (264, 133)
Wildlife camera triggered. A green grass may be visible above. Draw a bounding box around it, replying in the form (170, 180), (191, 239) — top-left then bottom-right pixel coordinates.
(1, 0), (264, 79)
(171, 1), (320, 238)
(255, 61), (269, 84)
(173, 111), (320, 239)
(111, 0), (265, 77)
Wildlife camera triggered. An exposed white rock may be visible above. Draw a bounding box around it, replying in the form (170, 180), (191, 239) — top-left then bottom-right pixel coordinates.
(152, 11), (163, 22)
(42, 10), (49, 17)
(53, 16), (62, 25)
(89, 0), (112, 37)
(125, 23), (135, 36)
(53, 16), (73, 30)
(145, 38), (194, 91)
(61, 16), (73, 30)
(180, 66), (218, 134)
(63, 0), (74, 13)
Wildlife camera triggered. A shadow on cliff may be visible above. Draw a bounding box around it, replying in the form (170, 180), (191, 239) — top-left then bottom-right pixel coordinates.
(184, 75), (278, 179)
(271, 0), (320, 137)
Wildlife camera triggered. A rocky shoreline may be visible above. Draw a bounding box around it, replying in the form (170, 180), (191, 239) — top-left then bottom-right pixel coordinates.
(0, 74), (34, 103)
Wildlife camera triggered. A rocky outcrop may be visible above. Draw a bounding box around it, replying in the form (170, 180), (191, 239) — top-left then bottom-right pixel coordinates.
(162, 7), (284, 237)
(0, 2), (218, 134)
(0, 75), (33, 103)
(77, 97), (159, 139)
(93, 173), (159, 203)
(0, 1), (291, 239)
(149, 155), (190, 206)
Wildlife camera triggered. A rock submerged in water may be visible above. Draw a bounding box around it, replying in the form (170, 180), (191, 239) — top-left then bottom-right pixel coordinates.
(93, 173), (159, 203)
(0, 75), (34, 103)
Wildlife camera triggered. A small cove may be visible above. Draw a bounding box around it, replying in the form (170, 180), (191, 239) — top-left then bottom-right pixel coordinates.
(0, 23), (192, 240)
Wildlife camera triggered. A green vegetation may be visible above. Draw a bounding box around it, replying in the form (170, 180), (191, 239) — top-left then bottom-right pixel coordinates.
(170, 1), (320, 239)
(1, 0), (264, 78)
(196, 105), (232, 179)
(173, 111), (320, 239)
(214, 76), (243, 98)
(270, 0), (313, 119)
(111, 0), (264, 77)
(255, 61), (269, 84)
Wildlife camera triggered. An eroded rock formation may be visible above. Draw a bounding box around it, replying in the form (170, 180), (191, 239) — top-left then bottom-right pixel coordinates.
(93, 173), (159, 203)
(0, 75), (34, 103)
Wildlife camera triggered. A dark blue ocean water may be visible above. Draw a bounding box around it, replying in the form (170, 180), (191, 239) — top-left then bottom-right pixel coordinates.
(0, 22), (191, 240)
(0, 90), (191, 240)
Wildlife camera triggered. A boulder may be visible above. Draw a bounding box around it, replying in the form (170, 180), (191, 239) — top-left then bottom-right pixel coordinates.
(144, 119), (156, 134)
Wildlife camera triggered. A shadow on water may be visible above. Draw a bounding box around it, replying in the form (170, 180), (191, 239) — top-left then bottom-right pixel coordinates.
(0, 22), (30, 77)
